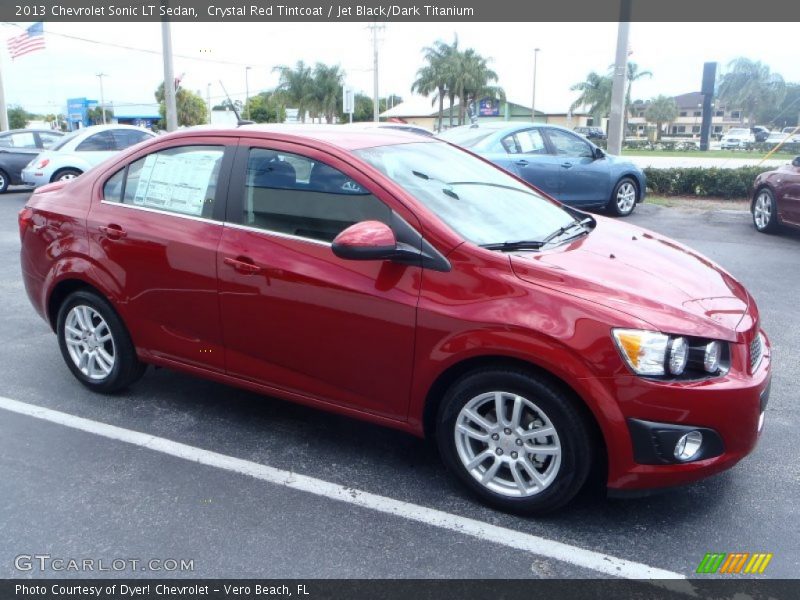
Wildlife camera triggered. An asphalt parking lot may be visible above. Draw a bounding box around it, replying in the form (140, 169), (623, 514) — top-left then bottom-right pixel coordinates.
(0, 190), (797, 579)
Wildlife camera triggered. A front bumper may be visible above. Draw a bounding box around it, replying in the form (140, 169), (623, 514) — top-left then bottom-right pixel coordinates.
(605, 330), (771, 492)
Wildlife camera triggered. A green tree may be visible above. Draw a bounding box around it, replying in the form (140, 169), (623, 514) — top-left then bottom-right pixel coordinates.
(624, 62), (652, 132)
(212, 99), (243, 112)
(645, 95), (678, 140)
(412, 38), (456, 132)
(87, 106), (114, 125)
(313, 63), (346, 123)
(155, 82), (207, 127)
(718, 58), (786, 126)
(273, 61), (316, 123)
(247, 91), (285, 123)
(7, 105), (29, 129)
(570, 72), (613, 123)
(451, 48), (503, 125)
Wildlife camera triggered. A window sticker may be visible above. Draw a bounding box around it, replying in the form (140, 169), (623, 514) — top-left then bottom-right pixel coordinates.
(133, 152), (218, 216)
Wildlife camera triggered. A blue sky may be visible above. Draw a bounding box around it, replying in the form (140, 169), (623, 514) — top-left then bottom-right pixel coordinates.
(1, 21), (797, 116)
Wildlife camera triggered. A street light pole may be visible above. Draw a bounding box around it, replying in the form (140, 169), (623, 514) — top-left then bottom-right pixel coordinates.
(607, 0), (632, 155)
(160, 18), (178, 132)
(96, 73), (108, 124)
(245, 66), (251, 120)
(531, 48), (540, 122)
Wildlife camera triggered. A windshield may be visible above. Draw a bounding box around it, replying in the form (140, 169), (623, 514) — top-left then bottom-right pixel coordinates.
(354, 142), (576, 247)
(437, 128), (497, 148)
(51, 130), (81, 151)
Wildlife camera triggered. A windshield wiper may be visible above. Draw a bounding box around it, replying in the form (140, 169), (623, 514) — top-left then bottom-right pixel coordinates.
(480, 217), (594, 252)
(540, 217), (594, 245)
(413, 170), (460, 200)
(480, 240), (546, 251)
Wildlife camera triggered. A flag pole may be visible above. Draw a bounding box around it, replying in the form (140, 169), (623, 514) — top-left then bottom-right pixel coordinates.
(0, 47), (9, 131)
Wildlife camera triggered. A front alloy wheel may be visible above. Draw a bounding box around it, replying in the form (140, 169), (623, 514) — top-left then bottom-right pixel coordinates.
(609, 178), (638, 217)
(753, 188), (778, 233)
(437, 369), (593, 514)
(454, 391), (562, 497)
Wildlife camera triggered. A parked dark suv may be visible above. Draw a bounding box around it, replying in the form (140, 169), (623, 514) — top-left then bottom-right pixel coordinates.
(574, 126), (607, 140)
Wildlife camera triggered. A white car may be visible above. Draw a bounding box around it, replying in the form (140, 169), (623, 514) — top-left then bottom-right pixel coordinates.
(21, 124), (154, 188)
(720, 128), (755, 150)
(780, 127), (800, 144)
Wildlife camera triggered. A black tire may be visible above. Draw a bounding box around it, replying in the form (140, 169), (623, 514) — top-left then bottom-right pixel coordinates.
(752, 187), (779, 233)
(56, 290), (146, 393)
(0, 169), (9, 193)
(436, 368), (593, 515)
(50, 168), (82, 183)
(607, 177), (639, 217)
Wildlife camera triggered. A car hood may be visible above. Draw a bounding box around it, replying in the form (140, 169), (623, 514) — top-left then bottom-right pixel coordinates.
(508, 217), (753, 342)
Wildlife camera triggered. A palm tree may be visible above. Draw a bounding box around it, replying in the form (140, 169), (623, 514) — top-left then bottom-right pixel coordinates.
(453, 48), (503, 125)
(624, 62), (652, 133)
(313, 63), (345, 123)
(645, 95), (678, 140)
(570, 72), (613, 124)
(412, 38), (457, 132)
(718, 58), (786, 126)
(273, 61), (316, 123)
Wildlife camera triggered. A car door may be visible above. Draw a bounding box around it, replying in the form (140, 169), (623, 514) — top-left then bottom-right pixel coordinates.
(542, 128), (610, 206)
(216, 139), (420, 420)
(487, 128), (561, 198)
(0, 131), (42, 184)
(88, 137), (236, 372)
(778, 162), (800, 226)
(75, 130), (119, 166)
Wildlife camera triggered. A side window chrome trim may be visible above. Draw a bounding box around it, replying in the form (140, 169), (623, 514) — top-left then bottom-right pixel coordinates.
(223, 221), (332, 247)
(98, 200), (223, 226)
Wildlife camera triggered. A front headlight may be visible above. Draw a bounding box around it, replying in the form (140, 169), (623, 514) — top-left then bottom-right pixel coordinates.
(612, 329), (729, 379)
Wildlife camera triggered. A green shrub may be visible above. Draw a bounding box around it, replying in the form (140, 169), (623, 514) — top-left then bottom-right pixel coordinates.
(644, 166), (766, 198)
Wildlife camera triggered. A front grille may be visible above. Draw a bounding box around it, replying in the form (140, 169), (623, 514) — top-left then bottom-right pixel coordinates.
(750, 334), (763, 373)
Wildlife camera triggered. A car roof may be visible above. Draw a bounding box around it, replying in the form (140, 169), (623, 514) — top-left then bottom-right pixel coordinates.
(161, 124), (436, 151)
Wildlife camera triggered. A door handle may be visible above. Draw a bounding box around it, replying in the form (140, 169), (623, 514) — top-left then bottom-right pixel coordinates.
(561, 162), (573, 169)
(98, 224), (127, 239)
(224, 256), (262, 275)
(514, 159), (529, 166)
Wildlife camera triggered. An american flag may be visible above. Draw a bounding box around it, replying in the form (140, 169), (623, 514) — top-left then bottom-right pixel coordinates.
(7, 23), (46, 60)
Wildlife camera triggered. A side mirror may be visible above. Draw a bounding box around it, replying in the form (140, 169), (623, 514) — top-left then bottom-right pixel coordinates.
(594, 147), (605, 160)
(793, 156), (800, 167)
(332, 221), (399, 261)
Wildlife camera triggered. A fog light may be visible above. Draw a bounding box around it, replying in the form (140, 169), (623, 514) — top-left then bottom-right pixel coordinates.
(674, 430), (703, 461)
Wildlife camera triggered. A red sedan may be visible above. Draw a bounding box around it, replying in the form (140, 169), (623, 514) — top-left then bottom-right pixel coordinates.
(19, 126), (771, 514)
(752, 156), (800, 233)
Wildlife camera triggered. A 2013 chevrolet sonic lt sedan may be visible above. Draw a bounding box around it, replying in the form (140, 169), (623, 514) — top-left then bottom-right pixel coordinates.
(19, 126), (771, 514)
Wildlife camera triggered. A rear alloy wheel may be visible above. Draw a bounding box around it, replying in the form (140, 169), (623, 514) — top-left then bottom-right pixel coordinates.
(608, 177), (639, 217)
(57, 290), (145, 393)
(437, 369), (593, 515)
(51, 168), (82, 183)
(753, 188), (778, 233)
(0, 169), (8, 193)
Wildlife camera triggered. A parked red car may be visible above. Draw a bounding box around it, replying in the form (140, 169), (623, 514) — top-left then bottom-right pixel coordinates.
(752, 156), (800, 233)
(19, 126), (771, 514)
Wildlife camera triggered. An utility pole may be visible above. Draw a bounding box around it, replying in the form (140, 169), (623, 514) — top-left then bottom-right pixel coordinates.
(96, 73), (108, 124)
(607, 0), (632, 155)
(531, 48), (540, 122)
(245, 66), (251, 120)
(368, 22), (384, 122)
(206, 82), (212, 124)
(160, 15), (178, 131)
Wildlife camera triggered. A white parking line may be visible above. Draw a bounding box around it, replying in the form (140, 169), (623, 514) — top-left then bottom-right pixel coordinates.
(0, 395), (692, 584)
